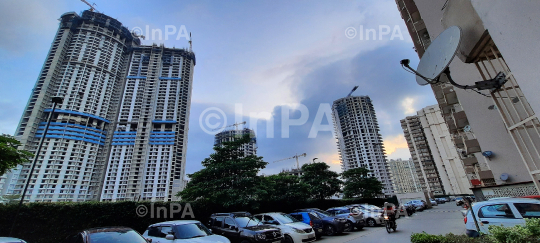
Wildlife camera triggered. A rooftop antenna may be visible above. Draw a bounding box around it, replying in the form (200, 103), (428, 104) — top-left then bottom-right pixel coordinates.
(189, 32), (192, 52)
(400, 26), (506, 92)
(347, 86), (359, 97)
(80, 0), (99, 12)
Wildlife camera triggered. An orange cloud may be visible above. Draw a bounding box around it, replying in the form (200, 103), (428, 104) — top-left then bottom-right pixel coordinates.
(383, 134), (408, 155)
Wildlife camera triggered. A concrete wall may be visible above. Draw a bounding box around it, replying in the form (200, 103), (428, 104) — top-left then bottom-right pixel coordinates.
(413, 0), (532, 185)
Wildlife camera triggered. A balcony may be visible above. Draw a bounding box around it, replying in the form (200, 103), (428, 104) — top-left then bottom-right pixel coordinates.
(465, 166), (476, 174)
(452, 111), (469, 128)
(464, 138), (481, 154)
(463, 157), (478, 166)
(478, 170), (494, 180)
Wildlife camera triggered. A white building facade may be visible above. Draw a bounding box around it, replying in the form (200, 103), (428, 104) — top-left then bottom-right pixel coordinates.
(332, 96), (394, 195)
(417, 105), (472, 195)
(396, 0), (540, 200)
(388, 158), (422, 194)
(3, 11), (195, 202)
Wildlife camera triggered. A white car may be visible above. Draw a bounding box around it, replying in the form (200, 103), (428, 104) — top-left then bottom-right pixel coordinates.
(254, 212), (316, 243)
(465, 198), (540, 237)
(0, 238), (27, 243)
(143, 220), (230, 243)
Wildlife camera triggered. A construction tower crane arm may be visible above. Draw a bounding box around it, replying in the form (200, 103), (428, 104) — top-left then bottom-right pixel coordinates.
(347, 86), (359, 97)
(80, 0), (99, 12)
(211, 121), (247, 131)
(273, 153), (307, 170)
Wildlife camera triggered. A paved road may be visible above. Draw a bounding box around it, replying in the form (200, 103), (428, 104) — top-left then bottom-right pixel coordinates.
(317, 203), (466, 243)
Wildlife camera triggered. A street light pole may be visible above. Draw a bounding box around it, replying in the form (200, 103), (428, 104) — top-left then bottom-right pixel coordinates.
(10, 96), (63, 237)
(312, 158), (318, 163)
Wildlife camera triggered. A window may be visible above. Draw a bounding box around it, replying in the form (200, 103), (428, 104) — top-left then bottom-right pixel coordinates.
(514, 203), (540, 218)
(224, 218), (236, 229)
(290, 214), (303, 221)
(213, 217), (224, 227)
(479, 204), (515, 218)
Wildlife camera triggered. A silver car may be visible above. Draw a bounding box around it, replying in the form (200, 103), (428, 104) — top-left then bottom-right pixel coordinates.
(143, 220), (230, 242)
(0, 238), (27, 243)
(326, 206), (366, 231)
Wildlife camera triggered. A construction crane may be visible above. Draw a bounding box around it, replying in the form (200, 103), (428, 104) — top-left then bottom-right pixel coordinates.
(273, 153), (307, 170)
(211, 121), (247, 131)
(347, 86), (359, 97)
(80, 0), (99, 12)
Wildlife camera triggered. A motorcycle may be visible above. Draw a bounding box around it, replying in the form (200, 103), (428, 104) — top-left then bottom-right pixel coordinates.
(384, 214), (397, 233)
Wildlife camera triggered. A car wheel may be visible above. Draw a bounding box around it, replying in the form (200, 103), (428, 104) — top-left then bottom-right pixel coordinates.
(356, 225), (364, 231)
(325, 225), (336, 236)
(283, 235), (294, 243)
(367, 218), (376, 227)
(344, 221), (353, 232)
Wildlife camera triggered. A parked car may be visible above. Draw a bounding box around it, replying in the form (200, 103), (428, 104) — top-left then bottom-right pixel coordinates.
(455, 197), (464, 206)
(407, 200), (426, 211)
(61, 227), (149, 243)
(208, 212), (283, 243)
(435, 198), (446, 204)
(465, 198), (540, 237)
(0, 238), (27, 243)
(348, 204), (384, 213)
(254, 212), (316, 243)
(288, 212), (324, 238)
(143, 220), (230, 242)
(430, 198), (438, 206)
(291, 208), (347, 236)
(326, 206), (366, 231)
(352, 208), (384, 227)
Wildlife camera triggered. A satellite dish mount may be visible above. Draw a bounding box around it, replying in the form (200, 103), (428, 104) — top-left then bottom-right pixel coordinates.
(400, 26), (507, 92)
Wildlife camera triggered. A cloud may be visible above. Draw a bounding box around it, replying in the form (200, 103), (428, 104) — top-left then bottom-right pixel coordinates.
(383, 134), (409, 156)
(401, 97), (418, 115)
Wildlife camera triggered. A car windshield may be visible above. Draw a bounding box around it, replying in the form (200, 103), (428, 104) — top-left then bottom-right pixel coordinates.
(367, 205), (381, 210)
(175, 223), (212, 239)
(88, 229), (147, 243)
(273, 214), (300, 224)
(235, 217), (262, 227)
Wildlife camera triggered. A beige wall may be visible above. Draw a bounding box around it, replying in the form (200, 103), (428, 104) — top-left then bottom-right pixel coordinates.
(418, 105), (472, 194)
(412, 0), (532, 185)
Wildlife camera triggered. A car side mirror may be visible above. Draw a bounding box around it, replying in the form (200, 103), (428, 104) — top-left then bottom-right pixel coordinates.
(229, 225), (237, 230)
(209, 229), (212, 232)
(165, 234), (175, 240)
(145, 238), (152, 243)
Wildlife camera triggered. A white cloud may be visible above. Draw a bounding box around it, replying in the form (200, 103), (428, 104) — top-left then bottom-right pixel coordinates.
(401, 97), (418, 115)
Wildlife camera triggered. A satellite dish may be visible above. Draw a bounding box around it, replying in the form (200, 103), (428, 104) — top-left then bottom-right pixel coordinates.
(500, 173), (509, 181)
(416, 26), (462, 86)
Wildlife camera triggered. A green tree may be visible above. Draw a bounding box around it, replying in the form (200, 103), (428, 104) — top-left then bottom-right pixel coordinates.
(341, 167), (383, 198)
(0, 134), (32, 176)
(301, 162), (342, 200)
(263, 173), (310, 202)
(177, 135), (267, 207)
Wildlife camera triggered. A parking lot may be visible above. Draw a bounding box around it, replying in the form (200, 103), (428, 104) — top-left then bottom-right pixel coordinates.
(316, 203), (465, 243)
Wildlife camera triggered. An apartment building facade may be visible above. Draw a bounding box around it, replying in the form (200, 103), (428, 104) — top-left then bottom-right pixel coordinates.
(401, 116), (445, 195)
(214, 128), (257, 157)
(388, 158), (422, 194)
(396, 0), (540, 200)
(3, 11), (195, 202)
(332, 96), (394, 195)
(418, 105), (472, 195)
(100, 45), (195, 202)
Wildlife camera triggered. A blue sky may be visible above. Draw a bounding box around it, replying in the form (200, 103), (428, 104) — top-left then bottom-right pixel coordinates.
(0, 0), (437, 175)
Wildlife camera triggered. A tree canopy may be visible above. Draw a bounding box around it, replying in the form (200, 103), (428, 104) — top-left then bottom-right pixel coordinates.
(177, 135), (267, 207)
(301, 162), (342, 200)
(263, 173), (310, 202)
(341, 167), (383, 198)
(0, 134), (32, 176)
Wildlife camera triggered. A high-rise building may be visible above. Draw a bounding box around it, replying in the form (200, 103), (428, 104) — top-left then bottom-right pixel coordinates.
(417, 105), (472, 195)
(388, 158), (422, 194)
(332, 96), (394, 195)
(3, 11), (195, 202)
(214, 128), (257, 156)
(396, 0), (540, 200)
(9, 11), (140, 202)
(401, 116), (445, 195)
(100, 44), (196, 202)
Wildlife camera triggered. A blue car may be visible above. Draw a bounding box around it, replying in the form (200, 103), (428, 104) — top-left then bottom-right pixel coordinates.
(290, 208), (348, 236)
(289, 212), (324, 238)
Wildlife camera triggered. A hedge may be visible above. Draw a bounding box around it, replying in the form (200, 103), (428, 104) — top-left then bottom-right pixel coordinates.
(0, 197), (395, 243)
